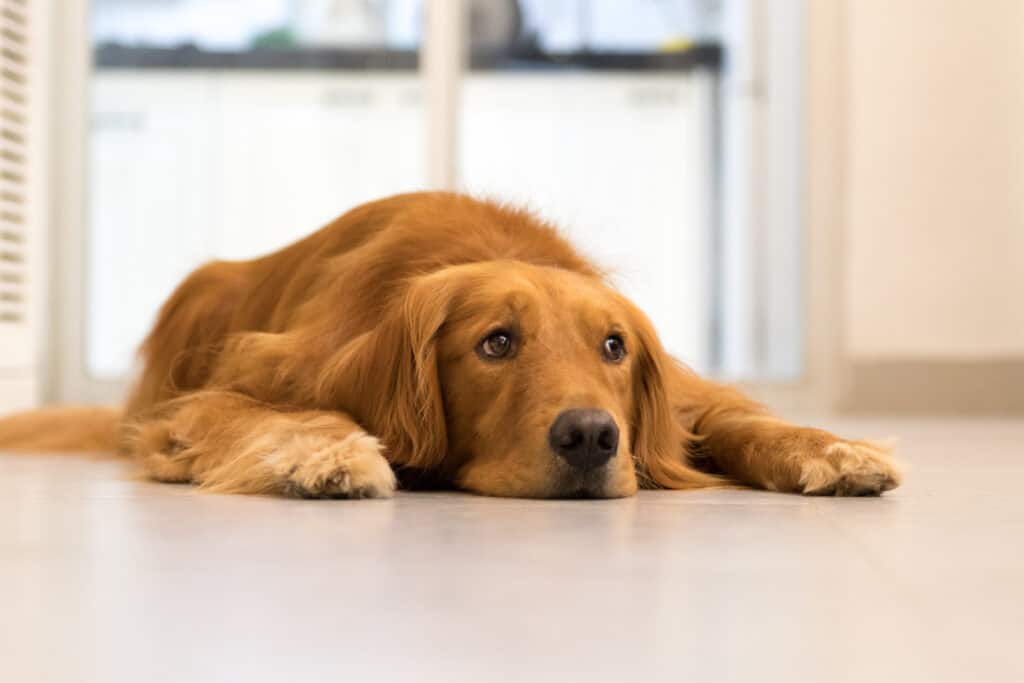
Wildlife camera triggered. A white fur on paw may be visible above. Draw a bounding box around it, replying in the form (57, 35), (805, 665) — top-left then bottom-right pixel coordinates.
(276, 432), (396, 499)
(799, 441), (902, 496)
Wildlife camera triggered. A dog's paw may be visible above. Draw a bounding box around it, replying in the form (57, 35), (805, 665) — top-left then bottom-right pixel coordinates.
(796, 440), (902, 496)
(277, 432), (396, 499)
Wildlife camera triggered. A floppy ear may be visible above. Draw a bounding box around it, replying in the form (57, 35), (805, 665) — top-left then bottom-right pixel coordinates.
(315, 274), (453, 470)
(629, 312), (722, 489)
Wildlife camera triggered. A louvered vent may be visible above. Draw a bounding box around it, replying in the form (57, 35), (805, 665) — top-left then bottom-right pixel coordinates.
(0, 0), (27, 326)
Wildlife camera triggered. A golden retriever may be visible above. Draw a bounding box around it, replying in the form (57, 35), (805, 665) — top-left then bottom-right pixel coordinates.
(0, 192), (901, 498)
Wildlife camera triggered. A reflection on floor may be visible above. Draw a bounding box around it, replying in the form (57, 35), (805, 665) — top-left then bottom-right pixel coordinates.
(1, 418), (1022, 682)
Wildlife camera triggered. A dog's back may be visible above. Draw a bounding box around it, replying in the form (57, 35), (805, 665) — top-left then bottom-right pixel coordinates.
(1, 192), (601, 451)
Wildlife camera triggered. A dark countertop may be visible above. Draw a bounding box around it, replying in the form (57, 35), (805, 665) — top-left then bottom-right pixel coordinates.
(94, 43), (722, 73)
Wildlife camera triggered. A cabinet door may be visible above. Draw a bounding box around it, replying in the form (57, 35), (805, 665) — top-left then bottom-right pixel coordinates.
(87, 71), (427, 381)
(460, 73), (715, 370)
(214, 73), (425, 260)
(88, 72), (218, 379)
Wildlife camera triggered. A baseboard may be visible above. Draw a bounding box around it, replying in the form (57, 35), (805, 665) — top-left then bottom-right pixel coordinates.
(0, 372), (40, 414)
(842, 358), (1024, 414)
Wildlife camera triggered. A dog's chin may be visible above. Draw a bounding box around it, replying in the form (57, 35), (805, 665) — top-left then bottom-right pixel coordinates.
(550, 466), (632, 500)
(552, 485), (613, 499)
(454, 454), (637, 499)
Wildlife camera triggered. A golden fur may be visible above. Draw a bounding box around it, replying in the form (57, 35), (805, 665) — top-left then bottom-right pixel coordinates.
(0, 192), (900, 498)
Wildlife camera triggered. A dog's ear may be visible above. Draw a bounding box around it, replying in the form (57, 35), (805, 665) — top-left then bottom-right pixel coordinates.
(629, 309), (721, 489)
(316, 273), (453, 470)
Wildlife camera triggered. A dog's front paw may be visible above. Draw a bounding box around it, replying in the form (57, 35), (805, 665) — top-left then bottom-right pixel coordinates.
(278, 432), (396, 499)
(796, 439), (901, 496)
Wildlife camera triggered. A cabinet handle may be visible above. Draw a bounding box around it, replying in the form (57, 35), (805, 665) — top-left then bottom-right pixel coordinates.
(93, 112), (146, 131)
(627, 87), (683, 107)
(321, 89), (373, 108)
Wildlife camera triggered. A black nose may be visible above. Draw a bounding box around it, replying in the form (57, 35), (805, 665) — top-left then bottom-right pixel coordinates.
(548, 409), (619, 471)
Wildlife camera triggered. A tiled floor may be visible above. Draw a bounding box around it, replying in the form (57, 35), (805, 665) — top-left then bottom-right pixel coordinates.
(2, 418), (1022, 682)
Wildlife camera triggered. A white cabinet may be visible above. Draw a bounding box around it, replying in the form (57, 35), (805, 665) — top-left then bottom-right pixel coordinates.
(88, 71), (426, 378)
(460, 73), (714, 369)
(89, 74), (219, 379)
(88, 68), (714, 379)
(214, 74), (424, 260)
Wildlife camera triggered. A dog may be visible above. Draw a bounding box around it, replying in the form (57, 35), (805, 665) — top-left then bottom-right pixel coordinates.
(0, 192), (901, 498)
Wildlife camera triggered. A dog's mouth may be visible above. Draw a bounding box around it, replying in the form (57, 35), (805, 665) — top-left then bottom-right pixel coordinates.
(555, 488), (609, 500)
(551, 467), (617, 499)
(409, 454), (627, 499)
(554, 487), (593, 500)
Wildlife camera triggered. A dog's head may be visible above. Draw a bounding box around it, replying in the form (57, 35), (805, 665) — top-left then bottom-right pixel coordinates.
(322, 260), (696, 498)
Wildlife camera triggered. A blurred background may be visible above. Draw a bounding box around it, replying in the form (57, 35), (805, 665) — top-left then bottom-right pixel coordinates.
(1, 0), (1022, 415)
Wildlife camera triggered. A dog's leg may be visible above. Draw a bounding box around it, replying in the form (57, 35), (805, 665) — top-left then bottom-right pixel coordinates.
(123, 390), (396, 498)
(671, 370), (902, 496)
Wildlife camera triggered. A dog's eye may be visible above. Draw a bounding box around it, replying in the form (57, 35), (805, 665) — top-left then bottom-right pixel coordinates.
(602, 335), (626, 362)
(479, 330), (514, 360)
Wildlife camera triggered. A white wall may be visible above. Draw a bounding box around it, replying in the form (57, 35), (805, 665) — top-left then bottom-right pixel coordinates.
(844, 0), (1024, 359)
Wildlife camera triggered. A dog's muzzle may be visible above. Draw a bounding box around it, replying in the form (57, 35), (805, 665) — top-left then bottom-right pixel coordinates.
(547, 409), (619, 471)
